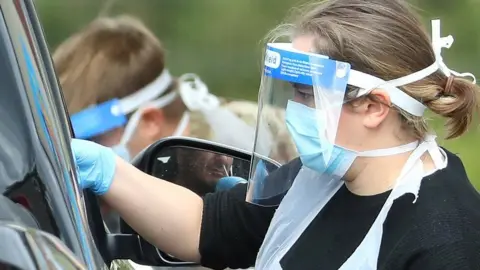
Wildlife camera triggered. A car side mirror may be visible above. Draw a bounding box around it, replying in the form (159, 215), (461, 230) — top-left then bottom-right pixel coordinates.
(0, 221), (86, 269)
(105, 137), (280, 267)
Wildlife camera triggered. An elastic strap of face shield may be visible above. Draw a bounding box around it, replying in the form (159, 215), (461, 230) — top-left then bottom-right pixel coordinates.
(121, 73), (222, 144)
(113, 69), (173, 116)
(349, 19), (476, 117)
(71, 69), (173, 139)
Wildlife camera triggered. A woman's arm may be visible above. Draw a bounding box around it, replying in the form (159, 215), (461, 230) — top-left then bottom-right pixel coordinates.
(101, 156), (299, 269)
(71, 139), (299, 268)
(102, 157), (204, 262)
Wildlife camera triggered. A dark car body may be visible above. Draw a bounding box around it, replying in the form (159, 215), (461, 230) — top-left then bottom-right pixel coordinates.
(0, 0), (113, 268)
(0, 1), (237, 269)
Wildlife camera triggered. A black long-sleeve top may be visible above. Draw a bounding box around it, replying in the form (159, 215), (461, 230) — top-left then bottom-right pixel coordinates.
(199, 149), (480, 269)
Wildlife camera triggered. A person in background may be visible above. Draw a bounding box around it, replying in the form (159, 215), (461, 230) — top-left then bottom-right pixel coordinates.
(54, 14), (296, 165)
(54, 15), (259, 163)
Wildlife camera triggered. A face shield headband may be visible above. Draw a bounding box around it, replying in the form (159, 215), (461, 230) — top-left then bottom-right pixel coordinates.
(275, 19), (476, 118)
(246, 19), (476, 206)
(70, 69), (174, 139)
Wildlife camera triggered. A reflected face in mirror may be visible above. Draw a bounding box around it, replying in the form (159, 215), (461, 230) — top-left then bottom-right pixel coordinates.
(175, 149), (234, 192)
(181, 151), (233, 184)
(152, 146), (250, 196)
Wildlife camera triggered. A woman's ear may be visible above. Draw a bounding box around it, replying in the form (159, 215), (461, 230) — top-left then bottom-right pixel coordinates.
(362, 89), (391, 129)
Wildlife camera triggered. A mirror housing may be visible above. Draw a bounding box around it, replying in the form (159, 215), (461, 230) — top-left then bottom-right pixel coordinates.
(131, 136), (254, 174)
(0, 221), (85, 269)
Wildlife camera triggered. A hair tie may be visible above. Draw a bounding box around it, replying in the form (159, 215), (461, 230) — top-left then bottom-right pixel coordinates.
(444, 75), (455, 95)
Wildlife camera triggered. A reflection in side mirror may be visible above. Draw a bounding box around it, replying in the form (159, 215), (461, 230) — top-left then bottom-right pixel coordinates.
(152, 146), (250, 197)
(116, 137), (280, 267)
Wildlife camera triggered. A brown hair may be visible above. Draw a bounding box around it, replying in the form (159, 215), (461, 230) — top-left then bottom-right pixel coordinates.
(268, 0), (479, 139)
(53, 15), (185, 120)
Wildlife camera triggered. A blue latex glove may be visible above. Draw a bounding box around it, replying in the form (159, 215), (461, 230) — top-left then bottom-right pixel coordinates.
(216, 176), (247, 192)
(71, 139), (117, 195)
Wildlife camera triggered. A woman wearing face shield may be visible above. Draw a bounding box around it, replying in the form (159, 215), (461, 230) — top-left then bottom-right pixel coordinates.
(71, 0), (480, 269)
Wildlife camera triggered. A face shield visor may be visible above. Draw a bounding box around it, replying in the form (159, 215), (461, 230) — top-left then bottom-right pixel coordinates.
(246, 43), (353, 206)
(247, 20), (476, 207)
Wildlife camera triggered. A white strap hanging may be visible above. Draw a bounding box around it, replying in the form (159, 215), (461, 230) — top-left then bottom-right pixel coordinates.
(387, 19), (476, 86)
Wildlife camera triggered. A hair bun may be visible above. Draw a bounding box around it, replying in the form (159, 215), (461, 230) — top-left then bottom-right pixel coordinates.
(443, 75), (455, 96)
(427, 76), (479, 139)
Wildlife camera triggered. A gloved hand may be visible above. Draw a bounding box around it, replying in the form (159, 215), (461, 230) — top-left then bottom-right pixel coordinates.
(215, 176), (247, 192)
(71, 139), (117, 195)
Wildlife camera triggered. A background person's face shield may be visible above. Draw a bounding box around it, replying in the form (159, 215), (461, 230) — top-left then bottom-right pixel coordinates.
(70, 69), (173, 140)
(246, 43), (351, 206)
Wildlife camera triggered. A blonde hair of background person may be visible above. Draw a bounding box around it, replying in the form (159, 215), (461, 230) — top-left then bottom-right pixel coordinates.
(54, 15), (187, 156)
(70, 0), (480, 269)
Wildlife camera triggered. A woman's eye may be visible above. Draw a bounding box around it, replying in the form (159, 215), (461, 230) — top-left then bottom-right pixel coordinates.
(293, 86), (314, 100)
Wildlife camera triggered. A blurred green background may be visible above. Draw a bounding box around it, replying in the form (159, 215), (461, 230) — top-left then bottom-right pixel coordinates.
(36, 0), (479, 188)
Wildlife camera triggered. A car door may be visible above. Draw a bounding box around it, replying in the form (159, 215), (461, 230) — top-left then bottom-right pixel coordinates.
(0, 0), (106, 268)
(0, 221), (87, 269)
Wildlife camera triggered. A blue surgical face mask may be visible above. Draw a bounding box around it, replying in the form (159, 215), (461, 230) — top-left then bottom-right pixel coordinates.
(285, 100), (352, 176)
(285, 100), (419, 178)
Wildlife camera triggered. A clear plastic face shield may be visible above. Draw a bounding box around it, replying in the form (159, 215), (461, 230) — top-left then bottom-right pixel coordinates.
(247, 20), (476, 206)
(247, 43), (352, 206)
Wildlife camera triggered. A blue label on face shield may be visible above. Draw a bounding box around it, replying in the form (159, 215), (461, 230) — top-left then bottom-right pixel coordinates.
(71, 99), (127, 139)
(264, 44), (351, 87)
